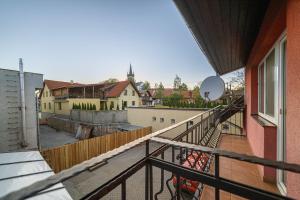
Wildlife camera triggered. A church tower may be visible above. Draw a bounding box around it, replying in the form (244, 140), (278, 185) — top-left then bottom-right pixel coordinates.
(127, 64), (135, 82)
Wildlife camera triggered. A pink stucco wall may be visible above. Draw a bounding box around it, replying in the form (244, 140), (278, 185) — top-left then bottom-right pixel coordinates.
(245, 0), (300, 197)
(245, 0), (285, 183)
(286, 0), (300, 198)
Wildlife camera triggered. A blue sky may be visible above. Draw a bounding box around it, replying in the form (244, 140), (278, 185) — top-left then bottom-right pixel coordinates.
(0, 0), (224, 88)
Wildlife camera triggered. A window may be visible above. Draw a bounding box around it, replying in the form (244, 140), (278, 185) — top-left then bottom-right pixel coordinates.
(58, 102), (62, 110)
(265, 50), (275, 117)
(46, 91), (48, 97)
(132, 90), (135, 96)
(258, 48), (277, 121)
(160, 118), (164, 123)
(171, 119), (175, 124)
(132, 101), (135, 106)
(44, 103), (46, 110)
(123, 101), (127, 108)
(48, 102), (51, 110)
(152, 117), (156, 122)
(124, 90), (127, 96)
(258, 64), (264, 113)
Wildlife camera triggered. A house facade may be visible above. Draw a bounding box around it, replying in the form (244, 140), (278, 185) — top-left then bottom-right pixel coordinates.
(40, 80), (141, 116)
(174, 0), (300, 198)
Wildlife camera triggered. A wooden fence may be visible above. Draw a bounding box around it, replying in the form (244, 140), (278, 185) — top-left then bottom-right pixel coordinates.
(41, 127), (152, 172)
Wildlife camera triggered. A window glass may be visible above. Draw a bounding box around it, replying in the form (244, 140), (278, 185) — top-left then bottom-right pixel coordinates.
(49, 103), (51, 110)
(44, 103), (46, 109)
(171, 119), (175, 124)
(58, 102), (62, 110)
(160, 118), (164, 123)
(124, 90), (127, 96)
(46, 91), (48, 97)
(152, 117), (156, 122)
(265, 50), (275, 117)
(132, 101), (135, 106)
(258, 64), (264, 113)
(132, 90), (135, 96)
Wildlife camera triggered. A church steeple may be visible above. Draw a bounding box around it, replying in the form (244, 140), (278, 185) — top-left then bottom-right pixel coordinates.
(127, 63), (135, 82)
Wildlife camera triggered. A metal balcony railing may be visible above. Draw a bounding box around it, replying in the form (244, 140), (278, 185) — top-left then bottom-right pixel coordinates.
(3, 103), (300, 200)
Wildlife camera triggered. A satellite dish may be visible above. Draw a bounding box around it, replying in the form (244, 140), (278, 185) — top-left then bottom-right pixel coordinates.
(200, 76), (225, 101)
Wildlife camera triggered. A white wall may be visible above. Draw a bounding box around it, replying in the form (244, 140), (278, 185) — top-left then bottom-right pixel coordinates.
(127, 107), (205, 132)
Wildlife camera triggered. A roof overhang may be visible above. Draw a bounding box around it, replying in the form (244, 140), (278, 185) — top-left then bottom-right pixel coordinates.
(174, 0), (269, 75)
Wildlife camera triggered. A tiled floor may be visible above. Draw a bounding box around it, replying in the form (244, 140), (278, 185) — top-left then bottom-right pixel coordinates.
(200, 134), (279, 200)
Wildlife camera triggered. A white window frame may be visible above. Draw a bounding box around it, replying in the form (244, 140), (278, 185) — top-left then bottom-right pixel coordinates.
(277, 34), (287, 196)
(258, 40), (279, 125)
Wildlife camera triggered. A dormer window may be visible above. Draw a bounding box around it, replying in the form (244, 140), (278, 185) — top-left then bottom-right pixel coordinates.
(132, 90), (135, 96)
(124, 89), (127, 96)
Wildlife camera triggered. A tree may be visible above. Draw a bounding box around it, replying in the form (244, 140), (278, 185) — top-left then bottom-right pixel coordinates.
(142, 81), (150, 90)
(229, 69), (245, 90)
(173, 74), (181, 90)
(179, 83), (188, 91)
(121, 100), (124, 110)
(78, 103), (81, 110)
(104, 78), (118, 83)
(87, 103), (90, 110)
(72, 103), (75, 109)
(192, 86), (200, 98)
(156, 82), (165, 100)
(104, 102), (108, 110)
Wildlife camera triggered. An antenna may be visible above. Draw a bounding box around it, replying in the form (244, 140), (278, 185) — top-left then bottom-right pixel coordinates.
(200, 76), (225, 102)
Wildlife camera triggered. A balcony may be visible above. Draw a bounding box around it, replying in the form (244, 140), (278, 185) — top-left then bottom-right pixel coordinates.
(4, 98), (300, 200)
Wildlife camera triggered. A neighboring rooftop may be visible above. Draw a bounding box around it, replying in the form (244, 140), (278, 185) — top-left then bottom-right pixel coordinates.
(0, 151), (72, 199)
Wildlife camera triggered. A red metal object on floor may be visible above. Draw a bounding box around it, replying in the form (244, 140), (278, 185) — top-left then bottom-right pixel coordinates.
(172, 152), (209, 194)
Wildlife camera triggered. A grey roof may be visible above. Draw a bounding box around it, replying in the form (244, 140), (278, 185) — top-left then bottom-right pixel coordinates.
(0, 151), (72, 199)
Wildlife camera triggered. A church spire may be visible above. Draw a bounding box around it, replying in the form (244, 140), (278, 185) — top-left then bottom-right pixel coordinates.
(127, 63), (135, 82)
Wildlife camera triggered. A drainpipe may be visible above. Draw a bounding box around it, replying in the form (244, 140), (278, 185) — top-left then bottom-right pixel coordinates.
(19, 58), (27, 147)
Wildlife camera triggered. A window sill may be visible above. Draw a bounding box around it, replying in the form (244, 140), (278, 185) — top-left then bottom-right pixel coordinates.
(251, 114), (276, 127)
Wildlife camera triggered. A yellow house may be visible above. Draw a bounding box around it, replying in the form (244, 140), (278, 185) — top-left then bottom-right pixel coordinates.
(40, 80), (141, 116)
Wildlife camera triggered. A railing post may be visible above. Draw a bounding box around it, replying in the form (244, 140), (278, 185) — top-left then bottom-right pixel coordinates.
(121, 181), (126, 200)
(215, 154), (220, 200)
(176, 174), (181, 200)
(145, 140), (149, 200)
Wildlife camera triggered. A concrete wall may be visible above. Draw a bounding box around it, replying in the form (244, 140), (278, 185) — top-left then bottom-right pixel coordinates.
(48, 116), (128, 136)
(127, 107), (205, 132)
(0, 68), (43, 152)
(70, 110), (127, 124)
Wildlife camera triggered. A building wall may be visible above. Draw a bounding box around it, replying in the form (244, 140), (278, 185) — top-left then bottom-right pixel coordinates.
(127, 107), (204, 132)
(107, 83), (141, 110)
(245, 0), (300, 197)
(54, 98), (102, 116)
(40, 84), (54, 113)
(286, 0), (300, 197)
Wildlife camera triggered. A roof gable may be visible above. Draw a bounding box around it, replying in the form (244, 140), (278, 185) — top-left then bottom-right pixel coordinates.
(105, 80), (140, 98)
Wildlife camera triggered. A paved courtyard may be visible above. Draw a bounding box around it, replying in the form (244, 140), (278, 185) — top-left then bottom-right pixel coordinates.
(40, 125), (78, 149)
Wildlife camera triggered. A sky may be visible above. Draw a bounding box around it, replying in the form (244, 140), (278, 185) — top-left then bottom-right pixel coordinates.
(0, 0), (234, 89)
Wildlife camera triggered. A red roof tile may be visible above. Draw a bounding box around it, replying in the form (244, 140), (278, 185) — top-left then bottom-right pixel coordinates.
(105, 80), (131, 98)
(150, 88), (193, 99)
(44, 79), (84, 90)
